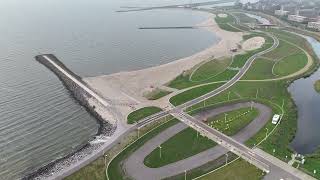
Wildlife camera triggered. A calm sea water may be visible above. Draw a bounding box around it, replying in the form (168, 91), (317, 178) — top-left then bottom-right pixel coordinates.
(0, 0), (219, 179)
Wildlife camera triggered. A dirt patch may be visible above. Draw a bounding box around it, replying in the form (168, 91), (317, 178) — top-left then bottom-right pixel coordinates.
(218, 13), (228, 18)
(242, 36), (265, 51)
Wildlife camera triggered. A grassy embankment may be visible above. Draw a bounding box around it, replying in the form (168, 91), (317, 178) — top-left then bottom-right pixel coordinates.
(243, 38), (308, 79)
(215, 13), (242, 32)
(199, 159), (264, 180)
(144, 107), (259, 168)
(232, 12), (257, 24)
(127, 106), (162, 124)
(144, 88), (172, 100)
(314, 80), (320, 93)
(167, 33), (274, 90)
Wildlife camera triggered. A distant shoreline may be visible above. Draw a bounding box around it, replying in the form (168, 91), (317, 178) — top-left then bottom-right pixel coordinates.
(24, 9), (244, 180)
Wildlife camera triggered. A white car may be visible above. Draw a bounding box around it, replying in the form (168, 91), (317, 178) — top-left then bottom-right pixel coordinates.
(272, 114), (280, 124)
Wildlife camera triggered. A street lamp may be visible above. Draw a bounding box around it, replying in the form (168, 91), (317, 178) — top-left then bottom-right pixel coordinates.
(184, 170), (187, 180)
(228, 91), (231, 101)
(159, 145), (162, 159)
(273, 149), (276, 155)
(225, 153), (229, 165)
(104, 154), (108, 168)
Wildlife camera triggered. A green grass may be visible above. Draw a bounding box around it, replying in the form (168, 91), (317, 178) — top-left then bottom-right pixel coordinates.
(145, 88), (171, 100)
(233, 12), (257, 24)
(314, 80), (320, 93)
(190, 57), (231, 82)
(207, 107), (259, 136)
(243, 52), (308, 80)
(263, 39), (300, 59)
(144, 107), (259, 168)
(127, 106), (162, 124)
(273, 53), (308, 76)
(215, 14), (241, 32)
(242, 58), (275, 80)
(65, 157), (105, 180)
(108, 119), (179, 180)
(167, 33), (274, 90)
(300, 149), (320, 179)
(199, 159), (265, 180)
(169, 83), (224, 106)
(144, 127), (216, 168)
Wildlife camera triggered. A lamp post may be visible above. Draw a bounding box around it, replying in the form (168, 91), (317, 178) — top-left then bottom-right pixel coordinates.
(104, 154), (108, 168)
(228, 91), (231, 101)
(256, 89), (259, 99)
(159, 145), (162, 159)
(184, 170), (187, 180)
(225, 153), (229, 165)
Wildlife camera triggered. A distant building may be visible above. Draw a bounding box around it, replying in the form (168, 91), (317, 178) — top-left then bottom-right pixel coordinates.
(282, 4), (297, 15)
(275, 9), (289, 16)
(288, 15), (307, 23)
(308, 21), (320, 31)
(298, 8), (319, 19)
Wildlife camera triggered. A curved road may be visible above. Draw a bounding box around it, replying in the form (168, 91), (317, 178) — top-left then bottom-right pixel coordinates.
(124, 102), (272, 180)
(138, 32), (279, 128)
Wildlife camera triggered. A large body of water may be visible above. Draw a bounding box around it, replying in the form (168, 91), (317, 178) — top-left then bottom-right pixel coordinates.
(290, 36), (320, 154)
(0, 0), (220, 179)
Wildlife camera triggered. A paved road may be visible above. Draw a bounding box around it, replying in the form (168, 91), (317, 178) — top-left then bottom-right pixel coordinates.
(171, 110), (312, 180)
(137, 32), (279, 128)
(124, 102), (272, 180)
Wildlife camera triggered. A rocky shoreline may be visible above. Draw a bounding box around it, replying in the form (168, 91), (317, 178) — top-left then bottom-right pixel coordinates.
(23, 121), (116, 180)
(23, 55), (118, 180)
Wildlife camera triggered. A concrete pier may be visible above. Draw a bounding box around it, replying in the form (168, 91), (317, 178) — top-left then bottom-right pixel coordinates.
(35, 54), (118, 126)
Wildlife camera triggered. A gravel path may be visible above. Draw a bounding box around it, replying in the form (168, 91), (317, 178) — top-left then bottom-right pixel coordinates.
(123, 102), (272, 180)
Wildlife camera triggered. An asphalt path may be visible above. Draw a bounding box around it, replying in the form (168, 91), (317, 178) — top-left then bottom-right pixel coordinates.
(124, 102), (272, 180)
(137, 32), (279, 128)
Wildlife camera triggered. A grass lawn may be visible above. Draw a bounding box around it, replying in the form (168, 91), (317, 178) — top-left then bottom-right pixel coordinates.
(242, 58), (275, 80)
(144, 88), (171, 100)
(233, 12), (257, 24)
(65, 157), (105, 180)
(144, 107), (259, 168)
(127, 106), (162, 124)
(190, 57), (231, 82)
(314, 80), (320, 93)
(167, 33), (273, 89)
(207, 107), (259, 136)
(199, 159), (265, 180)
(215, 14), (242, 32)
(273, 53), (308, 76)
(169, 82), (224, 106)
(263, 39), (300, 59)
(301, 149), (320, 179)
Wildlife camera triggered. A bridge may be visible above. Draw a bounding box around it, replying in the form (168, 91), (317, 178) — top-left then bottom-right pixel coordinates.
(170, 109), (270, 173)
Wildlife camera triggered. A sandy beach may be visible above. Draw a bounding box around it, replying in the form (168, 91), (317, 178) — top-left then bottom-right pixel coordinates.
(84, 12), (245, 120)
